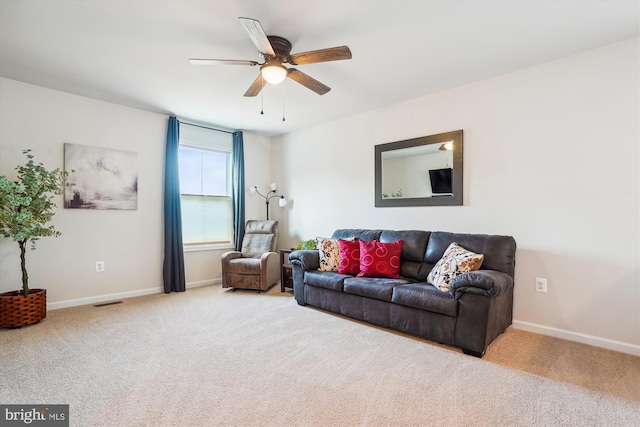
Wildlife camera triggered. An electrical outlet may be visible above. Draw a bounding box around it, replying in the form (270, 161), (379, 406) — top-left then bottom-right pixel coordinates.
(96, 261), (105, 273)
(535, 277), (547, 293)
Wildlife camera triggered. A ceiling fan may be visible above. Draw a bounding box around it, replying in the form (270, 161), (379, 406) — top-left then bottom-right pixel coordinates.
(189, 17), (352, 97)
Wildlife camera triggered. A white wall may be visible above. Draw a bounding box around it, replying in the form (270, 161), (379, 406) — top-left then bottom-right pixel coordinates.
(0, 78), (165, 305)
(0, 78), (271, 306)
(272, 38), (640, 354)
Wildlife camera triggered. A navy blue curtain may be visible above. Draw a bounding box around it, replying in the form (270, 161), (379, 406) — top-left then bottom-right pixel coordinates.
(232, 131), (246, 251)
(163, 116), (186, 293)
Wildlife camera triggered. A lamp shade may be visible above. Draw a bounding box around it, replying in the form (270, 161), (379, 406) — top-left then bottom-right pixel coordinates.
(278, 196), (287, 207)
(261, 61), (287, 84)
(250, 186), (257, 194)
(269, 182), (277, 191)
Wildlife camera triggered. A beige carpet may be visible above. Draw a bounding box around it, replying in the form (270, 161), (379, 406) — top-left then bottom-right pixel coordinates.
(1, 284), (639, 427)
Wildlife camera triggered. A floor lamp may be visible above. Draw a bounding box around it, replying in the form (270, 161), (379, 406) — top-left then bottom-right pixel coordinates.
(250, 183), (287, 220)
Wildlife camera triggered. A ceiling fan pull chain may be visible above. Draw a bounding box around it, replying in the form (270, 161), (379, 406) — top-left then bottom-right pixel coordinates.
(260, 79), (265, 115)
(282, 81), (286, 122)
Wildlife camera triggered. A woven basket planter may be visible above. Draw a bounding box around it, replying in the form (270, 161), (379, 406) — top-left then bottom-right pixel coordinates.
(0, 288), (47, 328)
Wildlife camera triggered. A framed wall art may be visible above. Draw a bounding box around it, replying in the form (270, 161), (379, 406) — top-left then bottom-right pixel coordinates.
(64, 143), (138, 210)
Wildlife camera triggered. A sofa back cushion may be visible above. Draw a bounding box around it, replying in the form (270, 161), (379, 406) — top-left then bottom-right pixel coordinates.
(332, 229), (382, 241)
(380, 230), (430, 281)
(425, 232), (516, 277)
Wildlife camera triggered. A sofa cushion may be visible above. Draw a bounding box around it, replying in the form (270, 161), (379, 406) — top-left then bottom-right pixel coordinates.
(316, 237), (340, 272)
(338, 238), (361, 275)
(304, 271), (352, 292)
(427, 242), (484, 291)
(425, 232), (516, 277)
(357, 239), (403, 279)
(380, 230), (430, 263)
(391, 283), (459, 317)
(343, 277), (412, 302)
(379, 230), (430, 281)
(332, 229), (382, 242)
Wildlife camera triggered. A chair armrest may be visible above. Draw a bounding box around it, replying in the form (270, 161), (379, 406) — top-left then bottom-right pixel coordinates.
(259, 252), (280, 289)
(221, 251), (242, 264)
(289, 250), (320, 271)
(260, 251), (279, 265)
(449, 270), (513, 299)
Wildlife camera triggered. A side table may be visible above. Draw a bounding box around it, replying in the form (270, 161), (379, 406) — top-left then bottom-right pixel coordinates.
(280, 249), (293, 292)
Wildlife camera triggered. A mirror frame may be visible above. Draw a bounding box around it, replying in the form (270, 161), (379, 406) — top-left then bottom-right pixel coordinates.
(375, 130), (463, 207)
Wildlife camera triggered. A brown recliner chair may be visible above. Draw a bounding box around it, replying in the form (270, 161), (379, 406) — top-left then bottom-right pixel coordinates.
(221, 220), (280, 292)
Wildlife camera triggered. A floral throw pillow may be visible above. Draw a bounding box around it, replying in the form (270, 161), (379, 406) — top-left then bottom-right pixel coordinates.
(427, 242), (484, 292)
(337, 238), (361, 275)
(316, 237), (340, 272)
(357, 239), (403, 279)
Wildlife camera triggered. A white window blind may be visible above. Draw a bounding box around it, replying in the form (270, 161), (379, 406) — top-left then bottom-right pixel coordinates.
(178, 124), (233, 246)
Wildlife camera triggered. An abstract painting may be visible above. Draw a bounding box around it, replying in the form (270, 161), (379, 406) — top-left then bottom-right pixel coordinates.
(64, 143), (138, 210)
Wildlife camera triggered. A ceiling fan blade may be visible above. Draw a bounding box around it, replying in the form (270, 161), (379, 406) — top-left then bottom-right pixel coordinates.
(287, 69), (330, 95)
(244, 74), (266, 97)
(238, 17), (275, 56)
(287, 46), (352, 65)
(189, 59), (259, 66)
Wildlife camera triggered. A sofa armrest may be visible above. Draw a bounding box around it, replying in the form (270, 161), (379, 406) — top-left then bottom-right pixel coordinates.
(452, 269), (515, 355)
(290, 250), (319, 305)
(449, 270), (513, 299)
(289, 250), (320, 271)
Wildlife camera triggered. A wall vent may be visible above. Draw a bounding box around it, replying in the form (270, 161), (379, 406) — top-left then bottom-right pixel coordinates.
(93, 301), (123, 308)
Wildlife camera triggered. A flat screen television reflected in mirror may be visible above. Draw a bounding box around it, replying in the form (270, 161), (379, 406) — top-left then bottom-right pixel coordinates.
(429, 168), (453, 195)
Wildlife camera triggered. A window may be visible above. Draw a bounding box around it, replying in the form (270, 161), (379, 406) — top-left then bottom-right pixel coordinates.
(178, 125), (233, 246)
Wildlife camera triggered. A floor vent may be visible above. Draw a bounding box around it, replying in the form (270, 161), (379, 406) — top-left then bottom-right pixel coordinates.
(93, 301), (123, 308)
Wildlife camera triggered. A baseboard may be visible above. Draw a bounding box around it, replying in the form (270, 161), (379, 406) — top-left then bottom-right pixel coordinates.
(48, 278), (222, 310)
(48, 287), (163, 310)
(186, 278), (221, 289)
(512, 320), (640, 357)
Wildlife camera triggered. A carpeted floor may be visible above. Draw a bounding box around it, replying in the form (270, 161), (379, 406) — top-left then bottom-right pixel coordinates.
(1, 284), (639, 426)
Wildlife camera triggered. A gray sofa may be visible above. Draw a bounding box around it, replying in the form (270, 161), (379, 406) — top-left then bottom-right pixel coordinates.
(290, 229), (516, 357)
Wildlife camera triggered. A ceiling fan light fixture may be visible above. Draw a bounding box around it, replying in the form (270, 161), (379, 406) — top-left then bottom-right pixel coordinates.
(260, 60), (287, 84)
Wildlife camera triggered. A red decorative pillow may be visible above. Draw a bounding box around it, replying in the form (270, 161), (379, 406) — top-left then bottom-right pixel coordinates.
(357, 239), (403, 279)
(337, 238), (361, 275)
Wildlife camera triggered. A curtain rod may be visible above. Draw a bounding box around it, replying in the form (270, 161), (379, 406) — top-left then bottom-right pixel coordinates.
(178, 120), (235, 135)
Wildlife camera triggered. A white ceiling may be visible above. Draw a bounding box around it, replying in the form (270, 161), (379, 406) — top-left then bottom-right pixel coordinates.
(1, 1), (638, 137)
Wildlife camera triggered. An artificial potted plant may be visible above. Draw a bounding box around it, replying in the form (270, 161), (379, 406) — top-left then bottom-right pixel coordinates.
(0, 149), (70, 328)
(293, 239), (317, 251)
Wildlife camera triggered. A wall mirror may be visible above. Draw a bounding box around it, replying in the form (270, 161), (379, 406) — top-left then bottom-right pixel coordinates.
(375, 130), (463, 207)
